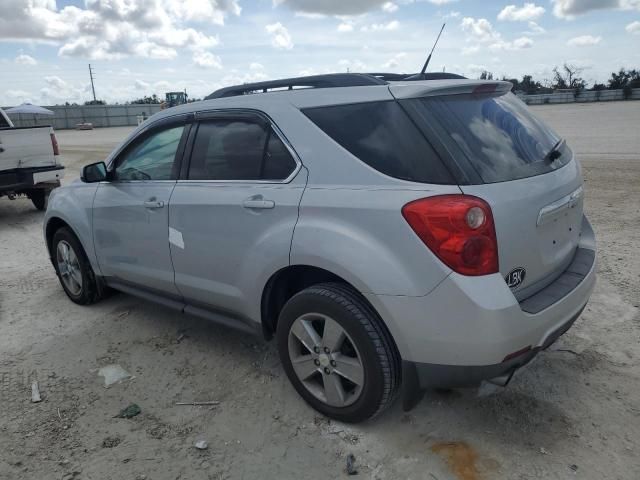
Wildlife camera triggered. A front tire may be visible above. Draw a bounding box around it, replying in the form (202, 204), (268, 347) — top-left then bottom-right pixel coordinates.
(276, 283), (400, 423)
(52, 227), (106, 305)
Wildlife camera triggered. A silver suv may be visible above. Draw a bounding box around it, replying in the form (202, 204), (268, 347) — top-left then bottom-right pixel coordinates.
(44, 73), (596, 422)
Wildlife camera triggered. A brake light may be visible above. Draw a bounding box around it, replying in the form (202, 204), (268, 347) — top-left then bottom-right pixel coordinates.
(402, 195), (499, 276)
(472, 83), (498, 95)
(50, 133), (59, 156)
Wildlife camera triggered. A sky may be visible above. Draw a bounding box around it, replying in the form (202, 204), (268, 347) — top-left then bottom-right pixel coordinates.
(1, 0), (639, 105)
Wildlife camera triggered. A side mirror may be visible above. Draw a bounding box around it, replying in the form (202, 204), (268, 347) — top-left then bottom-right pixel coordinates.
(81, 161), (107, 183)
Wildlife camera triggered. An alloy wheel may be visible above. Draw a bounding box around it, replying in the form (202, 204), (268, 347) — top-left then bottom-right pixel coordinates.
(56, 240), (83, 296)
(287, 313), (365, 407)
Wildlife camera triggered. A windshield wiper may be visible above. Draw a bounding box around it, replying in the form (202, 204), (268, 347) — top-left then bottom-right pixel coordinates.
(544, 138), (565, 163)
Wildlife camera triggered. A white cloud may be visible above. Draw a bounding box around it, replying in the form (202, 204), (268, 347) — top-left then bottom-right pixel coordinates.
(498, 3), (545, 21)
(461, 45), (480, 55)
(626, 20), (640, 33)
(525, 21), (546, 34)
(382, 2), (398, 12)
(490, 36), (534, 50)
(192, 51), (223, 68)
(265, 22), (294, 49)
(567, 34), (602, 46)
(460, 17), (500, 42)
(15, 54), (37, 66)
(274, 0), (387, 15)
(443, 11), (461, 19)
(361, 20), (400, 32)
(382, 52), (407, 69)
(0, 0), (236, 61)
(551, 0), (640, 19)
(338, 58), (368, 71)
(134, 79), (150, 90)
(337, 22), (354, 32)
(250, 62), (264, 70)
(461, 17), (534, 52)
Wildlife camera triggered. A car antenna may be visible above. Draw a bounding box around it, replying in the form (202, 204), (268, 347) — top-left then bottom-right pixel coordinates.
(419, 23), (446, 77)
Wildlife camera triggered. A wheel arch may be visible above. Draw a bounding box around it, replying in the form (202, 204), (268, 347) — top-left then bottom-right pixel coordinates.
(44, 216), (94, 270)
(260, 265), (400, 355)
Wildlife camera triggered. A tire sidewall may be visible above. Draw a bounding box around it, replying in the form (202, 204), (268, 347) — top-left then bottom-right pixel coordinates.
(277, 287), (387, 422)
(52, 228), (94, 304)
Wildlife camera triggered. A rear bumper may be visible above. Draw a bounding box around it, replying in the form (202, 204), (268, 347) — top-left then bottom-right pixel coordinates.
(0, 165), (64, 192)
(406, 303), (584, 390)
(364, 215), (596, 392)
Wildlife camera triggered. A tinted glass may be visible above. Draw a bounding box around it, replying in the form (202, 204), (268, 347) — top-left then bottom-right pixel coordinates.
(0, 113), (10, 128)
(303, 101), (453, 184)
(115, 125), (184, 181)
(188, 121), (296, 181)
(405, 93), (569, 183)
(263, 130), (297, 180)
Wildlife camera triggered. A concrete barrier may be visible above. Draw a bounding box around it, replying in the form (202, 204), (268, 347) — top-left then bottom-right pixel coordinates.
(518, 88), (640, 105)
(2, 104), (163, 129)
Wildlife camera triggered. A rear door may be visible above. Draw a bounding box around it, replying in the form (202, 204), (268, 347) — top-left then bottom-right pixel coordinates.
(168, 112), (305, 321)
(93, 117), (189, 295)
(400, 90), (583, 297)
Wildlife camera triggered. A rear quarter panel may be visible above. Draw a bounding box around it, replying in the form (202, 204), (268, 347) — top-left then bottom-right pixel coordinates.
(291, 185), (458, 297)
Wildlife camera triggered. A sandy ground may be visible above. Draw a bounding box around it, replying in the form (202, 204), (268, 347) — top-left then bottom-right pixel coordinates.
(1, 101), (639, 480)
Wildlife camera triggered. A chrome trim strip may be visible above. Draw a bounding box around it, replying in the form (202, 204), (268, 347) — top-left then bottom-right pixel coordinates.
(537, 185), (583, 226)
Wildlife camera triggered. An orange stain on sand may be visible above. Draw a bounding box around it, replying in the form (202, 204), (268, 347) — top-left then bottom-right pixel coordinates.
(431, 441), (480, 480)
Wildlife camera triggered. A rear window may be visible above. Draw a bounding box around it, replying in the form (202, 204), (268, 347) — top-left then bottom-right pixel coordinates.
(303, 101), (454, 184)
(403, 92), (570, 183)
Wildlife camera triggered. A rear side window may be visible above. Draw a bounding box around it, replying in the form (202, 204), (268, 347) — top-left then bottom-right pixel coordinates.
(303, 101), (454, 184)
(403, 93), (569, 183)
(188, 120), (297, 181)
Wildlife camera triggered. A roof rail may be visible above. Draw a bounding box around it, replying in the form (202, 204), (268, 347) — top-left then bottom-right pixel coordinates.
(367, 72), (467, 81)
(205, 73), (386, 100)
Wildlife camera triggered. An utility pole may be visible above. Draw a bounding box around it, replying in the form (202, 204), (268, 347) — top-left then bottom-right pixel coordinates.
(88, 64), (97, 102)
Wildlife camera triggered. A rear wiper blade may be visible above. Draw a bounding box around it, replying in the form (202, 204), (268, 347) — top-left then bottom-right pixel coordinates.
(544, 138), (565, 163)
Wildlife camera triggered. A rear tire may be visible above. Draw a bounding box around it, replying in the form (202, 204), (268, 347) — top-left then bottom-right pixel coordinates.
(52, 227), (106, 305)
(27, 189), (49, 211)
(276, 283), (400, 423)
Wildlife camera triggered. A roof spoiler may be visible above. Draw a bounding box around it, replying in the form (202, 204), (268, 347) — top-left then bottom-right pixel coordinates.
(389, 80), (513, 99)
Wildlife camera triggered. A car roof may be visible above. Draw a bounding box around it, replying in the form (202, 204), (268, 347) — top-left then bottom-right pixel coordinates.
(146, 73), (512, 124)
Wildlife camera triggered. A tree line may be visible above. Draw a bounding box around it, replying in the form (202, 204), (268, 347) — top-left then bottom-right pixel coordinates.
(479, 65), (640, 97)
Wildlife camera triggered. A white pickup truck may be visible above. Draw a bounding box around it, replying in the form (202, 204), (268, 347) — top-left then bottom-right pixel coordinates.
(0, 107), (64, 210)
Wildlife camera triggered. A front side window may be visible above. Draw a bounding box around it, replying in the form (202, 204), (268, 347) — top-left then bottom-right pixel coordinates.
(188, 120), (297, 181)
(114, 125), (184, 181)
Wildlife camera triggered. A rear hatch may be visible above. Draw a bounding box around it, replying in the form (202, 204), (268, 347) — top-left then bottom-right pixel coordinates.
(394, 81), (583, 298)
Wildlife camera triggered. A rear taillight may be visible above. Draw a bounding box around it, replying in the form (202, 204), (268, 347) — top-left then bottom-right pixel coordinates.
(402, 195), (499, 276)
(50, 133), (59, 156)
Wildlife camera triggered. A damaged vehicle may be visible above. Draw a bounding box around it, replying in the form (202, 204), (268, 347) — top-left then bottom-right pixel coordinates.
(43, 73), (596, 422)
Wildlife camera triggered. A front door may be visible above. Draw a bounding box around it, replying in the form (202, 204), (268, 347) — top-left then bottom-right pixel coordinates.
(168, 114), (305, 321)
(93, 119), (189, 295)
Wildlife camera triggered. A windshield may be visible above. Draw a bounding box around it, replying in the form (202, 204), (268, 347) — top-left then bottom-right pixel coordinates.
(403, 92), (571, 183)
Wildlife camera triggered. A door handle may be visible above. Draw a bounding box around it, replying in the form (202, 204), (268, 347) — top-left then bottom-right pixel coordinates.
(243, 199), (275, 209)
(144, 200), (165, 209)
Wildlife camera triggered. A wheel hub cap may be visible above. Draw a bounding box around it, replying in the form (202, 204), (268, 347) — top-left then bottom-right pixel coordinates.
(318, 353), (331, 367)
(56, 240), (83, 296)
(287, 313), (365, 408)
